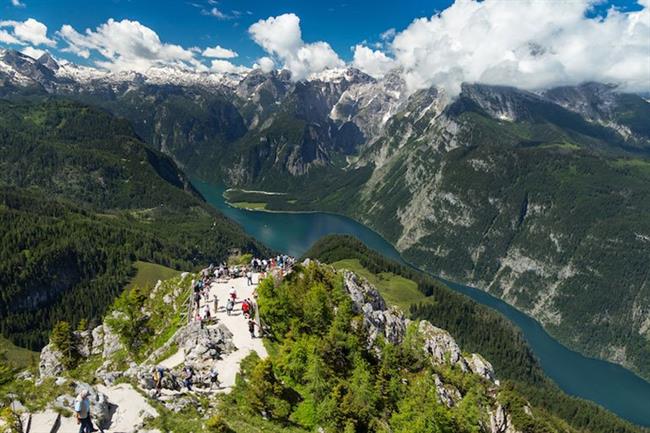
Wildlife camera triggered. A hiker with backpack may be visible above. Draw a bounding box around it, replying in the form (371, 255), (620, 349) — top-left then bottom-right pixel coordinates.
(152, 367), (165, 397)
(226, 298), (234, 316)
(246, 270), (253, 286)
(194, 291), (201, 311)
(242, 299), (250, 319)
(213, 294), (219, 313)
(209, 367), (220, 390)
(248, 318), (256, 338)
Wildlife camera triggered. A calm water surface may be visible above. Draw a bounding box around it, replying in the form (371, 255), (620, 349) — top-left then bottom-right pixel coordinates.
(194, 179), (650, 427)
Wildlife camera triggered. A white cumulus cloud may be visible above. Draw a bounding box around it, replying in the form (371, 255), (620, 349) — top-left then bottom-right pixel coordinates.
(209, 58), (249, 74)
(249, 13), (343, 80)
(352, 44), (396, 78)
(255, 56), (275, 73)
(58, 18), (203, 72)
(0, 18), (55, 47)
(385, 0), (650, 96)
(202, 44), (237, 59)
(21, 46), (45, 59)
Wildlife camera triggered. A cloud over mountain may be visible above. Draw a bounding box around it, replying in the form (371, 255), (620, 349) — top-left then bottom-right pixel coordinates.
(0, 18), (55, 47)
(0, 0), (647, 95)
(379, 0), (650, 95)
(249, 13), (344, 80)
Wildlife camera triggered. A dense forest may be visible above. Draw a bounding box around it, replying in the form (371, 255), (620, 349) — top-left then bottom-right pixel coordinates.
(304, 235), (644, 433)
(221, 262), (574, 432)
(0, 98), (267, 350)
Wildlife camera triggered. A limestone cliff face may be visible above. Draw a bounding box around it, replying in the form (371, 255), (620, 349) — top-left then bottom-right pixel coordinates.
(342, 271), (523, 433)
(350, 82), (650, 379)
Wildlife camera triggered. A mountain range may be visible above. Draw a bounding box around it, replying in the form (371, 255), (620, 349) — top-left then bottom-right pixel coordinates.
(1, 47), (650, 384)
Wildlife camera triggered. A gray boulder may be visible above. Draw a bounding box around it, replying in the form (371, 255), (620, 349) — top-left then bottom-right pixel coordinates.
(102, 323), (124, 358)
(91, 325), (105, 355)
(176, 322), (234, 364)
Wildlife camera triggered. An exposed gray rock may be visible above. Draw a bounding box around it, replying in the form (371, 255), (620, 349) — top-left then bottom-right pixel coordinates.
(343, 271), (407, 346)
(15, 371), (33, 382)
(176, 322), (234, 364)
(489, 404), (519, 433)
(75, 330), (93, 358)
(97, 370), (123, 386)
(91, 325), (105, 355)
(102, 322), (124, 358)
(418, 321), (468, 372)
(433, 374), (462, 407)
(467, 353), (496, 382)
(162, 395), (196, 413)
(39, 344), (64, 378)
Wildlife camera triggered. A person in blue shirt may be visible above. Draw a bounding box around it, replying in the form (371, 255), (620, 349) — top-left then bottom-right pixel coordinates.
(74, 389), (96, 433)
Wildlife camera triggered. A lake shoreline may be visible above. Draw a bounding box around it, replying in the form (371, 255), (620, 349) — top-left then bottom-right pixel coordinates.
(193, 178), (650, 427)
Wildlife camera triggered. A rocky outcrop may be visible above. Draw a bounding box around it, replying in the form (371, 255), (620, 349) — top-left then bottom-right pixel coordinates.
(176, 322), (234, 364)
(467, 353), (496, 382)
(489, 404), (519, 433)
(342, 269), (517, 432)
(38, 344), (64, 378)
(419, 321), (467, 369)
(343, 272), (408, 346)
(343, 271), (497, 384)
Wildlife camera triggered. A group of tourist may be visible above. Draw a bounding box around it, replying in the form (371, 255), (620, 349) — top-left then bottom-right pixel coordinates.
(72, 255), (294, 432)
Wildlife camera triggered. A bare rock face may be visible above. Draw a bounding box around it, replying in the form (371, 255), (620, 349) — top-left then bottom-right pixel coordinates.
(91, 325), (105, 355)
(467, 353), (496, 382)
(39, 344), (64, 378)
(418, 321), (467, 370)
(343, 269), (498, 386)
(489, 404), (519, 433)
(433, 374), (462, 407)
(102, 323), (123, 358)
(75, 330), (93, 358)
(343, 271), (408, 346)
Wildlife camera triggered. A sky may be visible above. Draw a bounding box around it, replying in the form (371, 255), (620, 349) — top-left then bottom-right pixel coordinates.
(0, 0), (648, 95)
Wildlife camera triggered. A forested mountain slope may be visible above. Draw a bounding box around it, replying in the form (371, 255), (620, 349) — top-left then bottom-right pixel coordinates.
(0, 98), (267, 350)
(304, 235), (646, 433)
(224, 83), (650, 381)
(2, 48), (650, 381)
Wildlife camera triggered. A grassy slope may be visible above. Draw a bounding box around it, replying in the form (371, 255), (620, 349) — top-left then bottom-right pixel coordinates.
(331, 258), (431, 311)
(126, 261), (181, 291)
(0, 336), (37, 368)
(228, 201), (268, 210)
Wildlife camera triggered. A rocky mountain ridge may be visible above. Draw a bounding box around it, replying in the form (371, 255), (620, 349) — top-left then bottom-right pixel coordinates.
(3, 263), (533, 433)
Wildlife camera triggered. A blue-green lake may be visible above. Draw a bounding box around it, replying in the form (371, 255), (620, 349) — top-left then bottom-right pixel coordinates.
(194, 179), (650, 427)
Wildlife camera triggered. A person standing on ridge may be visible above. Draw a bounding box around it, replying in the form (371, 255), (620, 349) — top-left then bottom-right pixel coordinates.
(242, 299), (250, 319)
(248, 318), (256, 338)
(74, 389), (96, 433)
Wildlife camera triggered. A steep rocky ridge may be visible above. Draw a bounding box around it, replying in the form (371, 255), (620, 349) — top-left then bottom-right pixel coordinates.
(1, 263), (590, 433)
